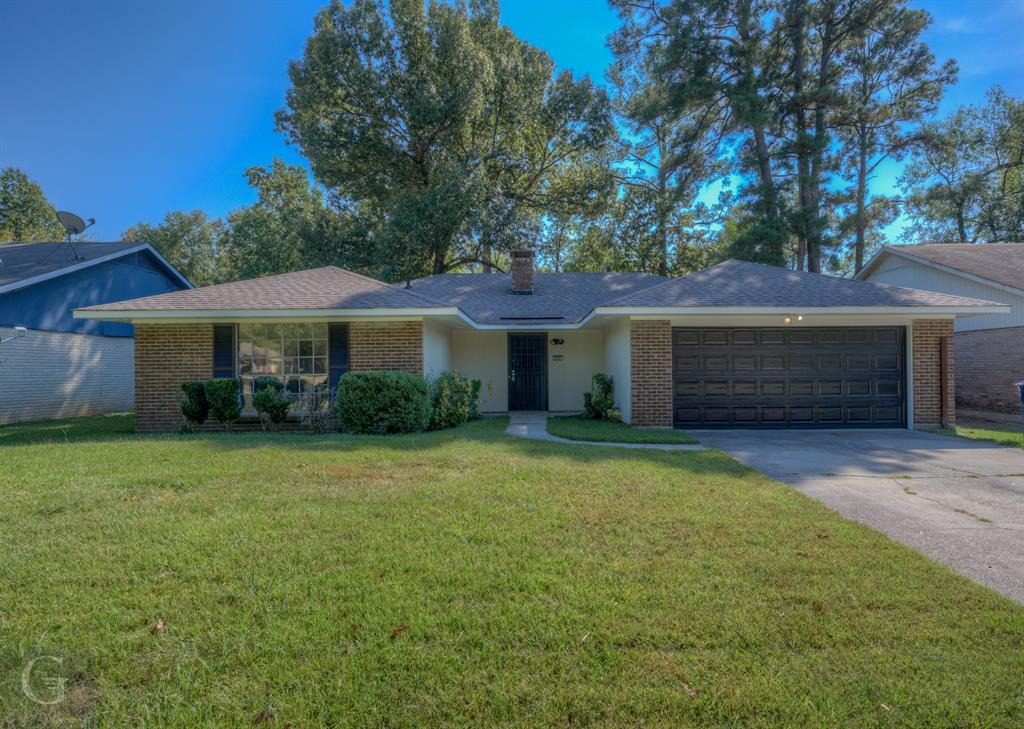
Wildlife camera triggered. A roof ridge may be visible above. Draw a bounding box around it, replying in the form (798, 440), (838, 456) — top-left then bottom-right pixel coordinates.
(603, 260), (735, 306)
(322, 266), (451, 307)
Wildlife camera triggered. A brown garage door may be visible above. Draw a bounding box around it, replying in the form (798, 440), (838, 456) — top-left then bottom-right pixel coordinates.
(672, 327), (906, 428)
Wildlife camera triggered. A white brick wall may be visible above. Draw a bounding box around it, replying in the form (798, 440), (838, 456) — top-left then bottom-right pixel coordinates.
(0, 327), (134, 425)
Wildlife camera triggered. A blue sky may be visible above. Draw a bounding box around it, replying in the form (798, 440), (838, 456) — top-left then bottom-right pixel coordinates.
(1, 0), (1021, 241)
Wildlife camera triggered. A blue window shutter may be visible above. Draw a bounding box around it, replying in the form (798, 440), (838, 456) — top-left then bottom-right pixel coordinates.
(328, 323), (349, 392)
(212, 325), (236, 378)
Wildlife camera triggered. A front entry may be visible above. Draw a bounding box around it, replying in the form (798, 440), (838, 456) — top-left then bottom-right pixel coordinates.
(508, 333), (548, 411)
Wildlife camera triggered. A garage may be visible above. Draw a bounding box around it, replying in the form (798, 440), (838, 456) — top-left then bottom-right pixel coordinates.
(672, 327), (906, 428)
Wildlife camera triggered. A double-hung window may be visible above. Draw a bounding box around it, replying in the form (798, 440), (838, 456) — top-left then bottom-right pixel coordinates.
(237, 323), (329, 410)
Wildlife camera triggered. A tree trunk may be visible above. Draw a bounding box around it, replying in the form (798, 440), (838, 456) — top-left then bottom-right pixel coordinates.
(790, 0), (810, 271)
(432, 247), (447, 275)
(854, 131), (869, 273)
(955, 203), (968, 244)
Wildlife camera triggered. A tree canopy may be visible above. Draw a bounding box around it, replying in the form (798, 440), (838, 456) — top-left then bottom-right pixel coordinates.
(122, 211), (223, 287)
(276, 0), (614, 280)
(899, 87), (1024, 244)
(89, 0), (1024, 284)
(0, 167), (64, 243)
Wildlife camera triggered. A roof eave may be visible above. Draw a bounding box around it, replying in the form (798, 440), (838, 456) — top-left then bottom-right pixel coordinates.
(592, 304), (1010, 317)
(74, 306), (468, 323)
(0, 243), (192, 295)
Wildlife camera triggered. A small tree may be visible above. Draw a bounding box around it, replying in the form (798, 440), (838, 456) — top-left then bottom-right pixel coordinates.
(206, 378), (241, 430)
(179, 381), (209, 431)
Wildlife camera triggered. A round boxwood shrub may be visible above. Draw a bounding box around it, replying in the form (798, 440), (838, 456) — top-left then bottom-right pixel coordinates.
(429, 371), (475, 431)
(252, 377), (292, 431)
(336, 371), (431, 434)
(179, 381), (209, 429)
(206, 377), (242, 430)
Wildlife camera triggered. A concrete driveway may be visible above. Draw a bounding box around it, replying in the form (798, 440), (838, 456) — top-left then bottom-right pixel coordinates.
(691, 429), (1024, 603)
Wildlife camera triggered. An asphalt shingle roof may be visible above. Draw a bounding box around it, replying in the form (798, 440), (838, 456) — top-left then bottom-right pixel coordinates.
(82, 266), (442, 311)
(881, 243), (1024, 292)
(609, 259), (1001, 308)
(80, 258), (1001, 320)
(0, 241), (146, 289)
(404, 271), (668, 324)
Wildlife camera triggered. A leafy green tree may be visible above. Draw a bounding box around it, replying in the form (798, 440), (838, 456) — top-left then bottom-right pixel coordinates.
(122, 211), (223, 286)
(834, 3), (955, 271)
(219, 159), (347, 280)
(900, 87), (1024, 244)
(276, 0), (613, 280)
(0, 167), (64, 243)
(606, 44), (723, 276)
(610, 0), (951, 273)
(612, 0), (792, 267)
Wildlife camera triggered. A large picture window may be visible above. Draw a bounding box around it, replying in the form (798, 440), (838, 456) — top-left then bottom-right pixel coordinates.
(237, 323), (328, 409)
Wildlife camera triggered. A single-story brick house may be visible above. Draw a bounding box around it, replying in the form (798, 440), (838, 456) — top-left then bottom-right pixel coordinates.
(76, 250), (1007, 433)
(0, 241), (190, 425)
(857, 243), (1024, 414)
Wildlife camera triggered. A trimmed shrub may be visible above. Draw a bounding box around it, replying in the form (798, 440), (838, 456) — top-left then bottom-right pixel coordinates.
(336, 371), (431, 434)
(583, 373), (615, 419)
(252, 378), (292, 431)
(179, 381), (209, 430)
(469, 379), (482, 419)
(206, 377), (242, 430)
(429, 371), (475, 431)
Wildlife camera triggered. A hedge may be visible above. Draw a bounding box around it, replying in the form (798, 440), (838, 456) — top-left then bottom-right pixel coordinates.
(336, 371), (431, 434)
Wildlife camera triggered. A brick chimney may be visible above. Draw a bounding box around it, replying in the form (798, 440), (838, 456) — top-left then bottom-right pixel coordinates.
(510, 249), (535, 294)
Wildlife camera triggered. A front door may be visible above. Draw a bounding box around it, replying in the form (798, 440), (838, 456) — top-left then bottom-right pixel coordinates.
(508, 333), (547, 411)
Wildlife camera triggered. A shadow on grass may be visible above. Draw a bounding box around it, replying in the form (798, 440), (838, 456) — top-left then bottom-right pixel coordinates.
(0, 413), (749, 477)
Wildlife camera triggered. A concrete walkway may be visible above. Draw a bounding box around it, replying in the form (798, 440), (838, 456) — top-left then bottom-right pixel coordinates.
(505, 412), (705, 451)
(692, 428), (1024, 603)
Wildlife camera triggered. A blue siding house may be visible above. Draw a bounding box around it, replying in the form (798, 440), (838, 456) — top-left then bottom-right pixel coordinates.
(0, 241), (190, 424)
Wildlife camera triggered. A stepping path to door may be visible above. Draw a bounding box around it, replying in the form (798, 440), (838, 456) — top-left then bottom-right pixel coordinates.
(505, 412), (706, 451)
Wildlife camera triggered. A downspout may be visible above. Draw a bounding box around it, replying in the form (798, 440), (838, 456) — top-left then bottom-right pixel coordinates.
(939, 335), (951, 428)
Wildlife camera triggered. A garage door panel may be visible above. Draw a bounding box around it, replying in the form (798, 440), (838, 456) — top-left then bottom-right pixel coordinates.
(672, 327), (906, 428)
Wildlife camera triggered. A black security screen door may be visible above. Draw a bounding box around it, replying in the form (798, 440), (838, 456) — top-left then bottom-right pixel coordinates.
(508, 333), (548, 411)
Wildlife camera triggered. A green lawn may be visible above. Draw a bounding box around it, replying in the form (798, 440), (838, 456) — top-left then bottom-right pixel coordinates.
(547, 415), (699, 444)
(938, 422), (1024, 449)
(1, 415), (1022, 727)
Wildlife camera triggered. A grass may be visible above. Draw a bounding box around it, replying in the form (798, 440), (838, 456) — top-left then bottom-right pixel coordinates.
(937, 422), (1024, 449)
(1, 415), (1022, 727)
(546, 415), (699, 444)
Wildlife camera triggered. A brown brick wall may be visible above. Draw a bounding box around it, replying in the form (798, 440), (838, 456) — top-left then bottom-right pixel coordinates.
(912, 319), (955, 427)
(134, 323), (213, 433)
(349, 321), (424, 374)
(954, 326), (1024, 413)
(630, 320), (672, 426)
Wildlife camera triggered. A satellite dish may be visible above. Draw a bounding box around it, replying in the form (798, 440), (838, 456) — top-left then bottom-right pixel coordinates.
(54, 210), (95, 260)
(57, 211), (88, 236)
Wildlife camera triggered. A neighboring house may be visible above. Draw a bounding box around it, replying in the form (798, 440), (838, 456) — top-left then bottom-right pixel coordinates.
(0, 242), (191, 425)
(77, 250), (1006, 433)
(857, 244), (1024, 414)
